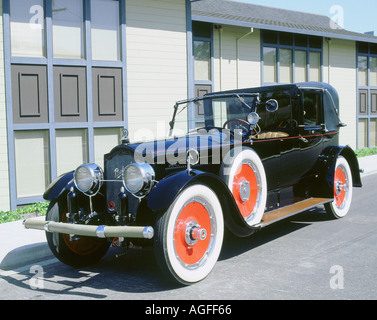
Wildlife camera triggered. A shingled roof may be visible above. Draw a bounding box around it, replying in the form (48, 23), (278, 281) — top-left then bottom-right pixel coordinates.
(191, 0), (377, 44)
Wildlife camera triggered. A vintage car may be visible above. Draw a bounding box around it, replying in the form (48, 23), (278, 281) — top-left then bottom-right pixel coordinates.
(24, 82), (362, 285)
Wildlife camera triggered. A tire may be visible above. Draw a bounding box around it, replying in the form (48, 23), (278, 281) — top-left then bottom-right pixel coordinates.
(154, 184), (224, 285)
(45, 196), (110, 267)
(325, 156), (353, 219)
(220, 147), (267, 226)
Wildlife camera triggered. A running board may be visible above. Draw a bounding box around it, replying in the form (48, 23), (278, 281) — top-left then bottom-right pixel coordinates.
(253, 197), (333, 229)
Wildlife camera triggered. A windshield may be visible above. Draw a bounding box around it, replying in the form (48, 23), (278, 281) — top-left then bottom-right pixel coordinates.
(170, 94), (258, 137)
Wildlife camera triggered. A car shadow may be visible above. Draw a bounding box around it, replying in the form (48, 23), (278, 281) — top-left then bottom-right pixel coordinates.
(219, 207), (329, 261)
(1, 208), (332, 298)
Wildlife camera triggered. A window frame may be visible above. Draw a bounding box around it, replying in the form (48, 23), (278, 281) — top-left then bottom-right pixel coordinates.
(3, 0), (128, 209)
(299, 89), (324, 130)
(261, 30), (323, 85)
(193, 21), (214, 91)
(356, 42), (377, 149)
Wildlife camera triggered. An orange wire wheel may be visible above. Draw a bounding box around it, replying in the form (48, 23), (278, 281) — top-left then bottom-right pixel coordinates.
(220, 147), (267, 227)
(60, 209), (107, 257)
(154, 184), (224, 285)
(45, 198), (110, 267)
(325, 156), (353, 219)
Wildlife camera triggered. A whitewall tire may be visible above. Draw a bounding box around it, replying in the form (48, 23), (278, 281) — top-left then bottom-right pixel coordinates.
(220, 148), (267, 227)
(154, 184), (224, 285)
(325, 156), (353, 219)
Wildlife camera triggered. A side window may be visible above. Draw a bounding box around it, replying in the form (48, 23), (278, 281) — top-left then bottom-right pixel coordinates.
(259, 89), (292, 131)
(302, 90), (322, 127)
(323, 92), (340, 131)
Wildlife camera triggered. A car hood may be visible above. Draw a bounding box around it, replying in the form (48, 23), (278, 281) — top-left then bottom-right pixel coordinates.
(106, 130), (237, 165)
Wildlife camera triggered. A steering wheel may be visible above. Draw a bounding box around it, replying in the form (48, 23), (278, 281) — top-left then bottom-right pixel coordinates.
(222, 118), (250, 136)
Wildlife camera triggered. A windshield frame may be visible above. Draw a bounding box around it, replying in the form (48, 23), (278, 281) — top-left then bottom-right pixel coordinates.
(169, 93), (260, 136)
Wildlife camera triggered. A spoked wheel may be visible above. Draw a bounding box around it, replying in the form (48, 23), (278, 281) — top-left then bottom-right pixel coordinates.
(154, 184), (224, 285)
(325, 156), (353, 219)
(46, 196), (110, 267)
(220, 147), (267, 226)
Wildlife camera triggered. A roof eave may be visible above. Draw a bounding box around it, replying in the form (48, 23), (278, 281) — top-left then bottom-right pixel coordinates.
(192, 14), (377, 44)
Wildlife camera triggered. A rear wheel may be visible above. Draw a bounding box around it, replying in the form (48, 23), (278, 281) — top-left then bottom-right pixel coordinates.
(325, 156), (353, 219)
(220, 147), (267, 226)
(154, 184), (224, 285)
(46, 196), (110, 267)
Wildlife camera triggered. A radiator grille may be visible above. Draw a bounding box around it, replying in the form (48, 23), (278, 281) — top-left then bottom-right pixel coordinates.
(104, 147), (135, 213)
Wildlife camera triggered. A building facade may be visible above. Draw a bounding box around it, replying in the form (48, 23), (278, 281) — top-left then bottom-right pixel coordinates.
(0, 0), (376, 211)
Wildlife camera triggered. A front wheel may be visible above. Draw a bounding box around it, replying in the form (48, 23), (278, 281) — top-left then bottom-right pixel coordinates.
(324, 156), (353, 219)
(46, 196), (110, 267)
(154, 184), (224, 285)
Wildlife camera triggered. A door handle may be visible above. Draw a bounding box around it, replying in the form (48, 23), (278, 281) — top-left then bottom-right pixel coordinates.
(299, 136), (308, 143)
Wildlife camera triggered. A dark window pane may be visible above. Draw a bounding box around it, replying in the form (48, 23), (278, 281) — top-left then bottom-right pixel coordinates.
(303, 91), (321, 126)
(358, 42), (369, 54)
(263, 30), (278, 44)
(280, 32), (293, 46)
(193, 21), (212, 38)
(295, 34), (308, 47)
(309, 36), (322, 49)
(370, 43), (377, 55)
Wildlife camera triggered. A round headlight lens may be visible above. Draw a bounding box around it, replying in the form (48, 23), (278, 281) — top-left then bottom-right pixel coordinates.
(123, 163), (155, 197)
(247, 112), (260, 126)
(74, 163), (103, 196)
(124, 165), (144, 194)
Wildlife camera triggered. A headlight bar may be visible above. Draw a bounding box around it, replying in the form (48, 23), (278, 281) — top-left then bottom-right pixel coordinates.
(73, 162), (156, 198)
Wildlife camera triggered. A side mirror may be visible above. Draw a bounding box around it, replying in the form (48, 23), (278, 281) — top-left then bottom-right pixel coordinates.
(266, 99), (279, 112)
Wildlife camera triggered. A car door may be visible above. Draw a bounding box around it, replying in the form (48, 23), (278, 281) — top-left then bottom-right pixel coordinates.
(278, 95), (301, 187)
(253, 88), (301, 190)
(299, 89), (324, 177)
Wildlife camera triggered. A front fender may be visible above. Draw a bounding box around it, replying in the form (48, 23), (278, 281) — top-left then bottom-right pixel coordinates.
(43, 171), (74, 201)
(147, 169), (255, 237)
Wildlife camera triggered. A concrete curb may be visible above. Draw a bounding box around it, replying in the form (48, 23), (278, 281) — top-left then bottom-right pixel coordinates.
(0, 217), (54, 271)
(358, 154), (377, 177)
(0, 242), (53, 270)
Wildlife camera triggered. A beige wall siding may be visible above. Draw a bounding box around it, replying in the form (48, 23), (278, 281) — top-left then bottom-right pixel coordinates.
(324, 39), (357, 148)
(0, 2), (10, 212)
(126, 0), (187, 140)
(213, 25), (261, 92)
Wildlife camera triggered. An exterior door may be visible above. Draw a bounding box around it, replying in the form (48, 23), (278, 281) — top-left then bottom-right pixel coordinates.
(299, 89), (324, 177)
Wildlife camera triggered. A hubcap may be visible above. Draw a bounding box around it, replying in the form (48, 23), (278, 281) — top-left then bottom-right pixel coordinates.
(232, 162), (261, 221)
(173, 198), (215, 268)
(334, 165), (348, 209)
(184, 220), (207, 246)
(239, 180), (251, 202)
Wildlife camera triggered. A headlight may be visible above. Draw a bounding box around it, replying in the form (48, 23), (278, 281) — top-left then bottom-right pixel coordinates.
(123, 163), (155, 197)
(247, 112), (260, 127)
(74, 163), (103, 196)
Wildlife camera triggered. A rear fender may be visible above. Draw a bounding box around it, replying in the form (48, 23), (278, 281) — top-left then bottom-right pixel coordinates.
(43, 171), (74, 201)
(317, 146), (362, 197)
(147, 169), (255, 237)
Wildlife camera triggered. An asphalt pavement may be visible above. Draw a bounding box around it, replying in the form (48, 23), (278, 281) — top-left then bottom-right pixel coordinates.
(0, 155), (376, 272)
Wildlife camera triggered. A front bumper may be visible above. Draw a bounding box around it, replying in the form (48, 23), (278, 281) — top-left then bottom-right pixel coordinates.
(23, 219), (154, 240)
